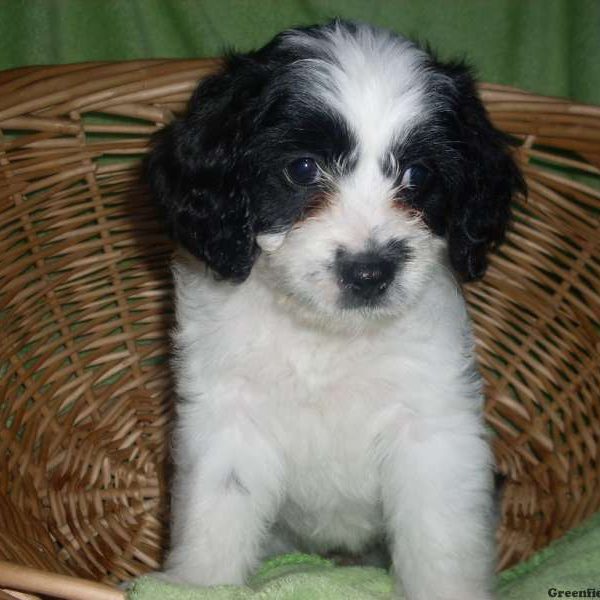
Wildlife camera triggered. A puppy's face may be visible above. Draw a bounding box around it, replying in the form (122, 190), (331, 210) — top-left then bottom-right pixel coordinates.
(254, 139), (443, 319)
(147, 21), (525, 321)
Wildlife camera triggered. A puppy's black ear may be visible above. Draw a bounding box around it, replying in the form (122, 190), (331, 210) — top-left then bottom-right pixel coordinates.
(441, 63), (526, 281)
(145, 57), (267, 282)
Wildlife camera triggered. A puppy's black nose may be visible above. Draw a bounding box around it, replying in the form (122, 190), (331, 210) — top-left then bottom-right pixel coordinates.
(338, 255), (396, 301)
(341, 259), (395, 298)
(336, 240), (410, 307)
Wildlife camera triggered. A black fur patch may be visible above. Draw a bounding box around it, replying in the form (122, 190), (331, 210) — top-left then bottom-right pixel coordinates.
(145, 34), (356, 281)
(385, 59), (526, 281)
(422, 57), (526, 280)
(247, 105), (357, 232)
(146, 20), (525, 282)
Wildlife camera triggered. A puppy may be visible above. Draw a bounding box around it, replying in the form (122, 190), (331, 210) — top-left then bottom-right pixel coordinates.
(146, 20), (525, 600)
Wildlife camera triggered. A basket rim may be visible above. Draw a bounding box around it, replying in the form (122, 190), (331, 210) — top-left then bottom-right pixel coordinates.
(1, 56), (599, 590)
(1, 57), (599, 110)
(0, 560), (123, 600)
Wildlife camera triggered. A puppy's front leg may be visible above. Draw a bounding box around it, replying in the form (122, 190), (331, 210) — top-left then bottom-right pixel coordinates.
(164, 415), (284, 586)
(381, 414), (495, 600)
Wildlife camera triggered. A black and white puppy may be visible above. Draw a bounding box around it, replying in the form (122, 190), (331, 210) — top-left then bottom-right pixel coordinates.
(146, 20), (525, 600)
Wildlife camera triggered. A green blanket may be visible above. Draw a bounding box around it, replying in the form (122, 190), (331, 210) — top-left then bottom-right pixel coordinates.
(1, 0), (599, 105)
(127, 511), (600, 600)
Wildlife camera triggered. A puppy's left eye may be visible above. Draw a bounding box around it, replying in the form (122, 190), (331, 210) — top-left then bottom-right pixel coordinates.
(286, 157), (320, 186)
(400, 164), (431, 190)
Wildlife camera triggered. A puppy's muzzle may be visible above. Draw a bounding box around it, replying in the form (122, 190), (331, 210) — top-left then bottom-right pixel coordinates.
(336, 239), (410, 307)
(339, 255), (395, 300)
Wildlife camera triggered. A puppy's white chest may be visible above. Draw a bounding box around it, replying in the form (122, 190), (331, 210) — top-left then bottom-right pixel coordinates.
(251, 328), (402, 551)
(274, 390), (385, 551)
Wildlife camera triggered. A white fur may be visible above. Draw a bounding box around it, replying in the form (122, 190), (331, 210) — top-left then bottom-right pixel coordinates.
(284, 22), (430, 159)
(160, 23), (495, 600)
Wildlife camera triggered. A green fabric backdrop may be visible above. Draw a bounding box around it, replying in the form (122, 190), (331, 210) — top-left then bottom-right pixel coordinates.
(1, 0), (599, 104)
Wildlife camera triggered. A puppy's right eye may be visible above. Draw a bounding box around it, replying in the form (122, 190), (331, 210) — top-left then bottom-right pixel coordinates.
(400, 163), (431, 191)
(286, 157), (320, 186)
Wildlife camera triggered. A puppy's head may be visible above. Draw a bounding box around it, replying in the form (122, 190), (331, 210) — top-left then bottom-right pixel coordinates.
(147, 20), (525, 319)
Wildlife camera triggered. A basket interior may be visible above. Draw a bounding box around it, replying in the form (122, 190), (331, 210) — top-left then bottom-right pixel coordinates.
(1, 60), (599, 583)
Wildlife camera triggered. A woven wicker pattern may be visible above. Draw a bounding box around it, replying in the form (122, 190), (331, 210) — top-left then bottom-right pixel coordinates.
(1, 59), (599, 591)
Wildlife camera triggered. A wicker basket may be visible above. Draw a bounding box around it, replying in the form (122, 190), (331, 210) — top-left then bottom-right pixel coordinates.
(0, 59), (599, 599)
